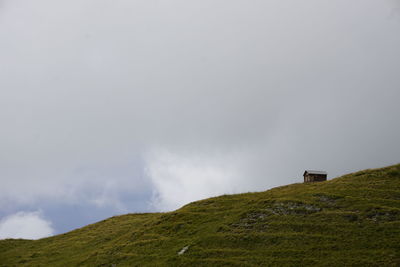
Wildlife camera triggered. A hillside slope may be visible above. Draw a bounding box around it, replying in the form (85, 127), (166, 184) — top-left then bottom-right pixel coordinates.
(1, 164), (400, 266)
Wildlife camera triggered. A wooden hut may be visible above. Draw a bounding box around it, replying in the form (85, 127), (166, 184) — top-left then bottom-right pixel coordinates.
(303, 170), (327, 183)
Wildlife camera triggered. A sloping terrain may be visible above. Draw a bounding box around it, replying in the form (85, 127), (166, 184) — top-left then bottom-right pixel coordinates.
(1, 164), (400, 266)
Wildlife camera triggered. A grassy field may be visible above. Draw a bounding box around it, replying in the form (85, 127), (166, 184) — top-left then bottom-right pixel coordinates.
(1, 164), (400, 266)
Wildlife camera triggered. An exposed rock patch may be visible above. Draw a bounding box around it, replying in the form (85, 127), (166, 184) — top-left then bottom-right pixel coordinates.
(365, 208), (400, 222)
(178, 245), (189, 255)
(265, 201), (322, 215)
(313, 194), (342, 206)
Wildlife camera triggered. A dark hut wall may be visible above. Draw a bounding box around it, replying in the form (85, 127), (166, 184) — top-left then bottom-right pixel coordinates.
(304, 174), (327, 182)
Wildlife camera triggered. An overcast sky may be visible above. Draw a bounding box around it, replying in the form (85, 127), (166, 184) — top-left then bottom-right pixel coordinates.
(1, 0), (400, 238)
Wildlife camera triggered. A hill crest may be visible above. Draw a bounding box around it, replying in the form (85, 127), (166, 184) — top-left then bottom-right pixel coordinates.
(1, 164), (399, 266)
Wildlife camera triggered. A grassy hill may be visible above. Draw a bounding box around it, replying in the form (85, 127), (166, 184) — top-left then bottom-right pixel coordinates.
(1, 164), (400, 266)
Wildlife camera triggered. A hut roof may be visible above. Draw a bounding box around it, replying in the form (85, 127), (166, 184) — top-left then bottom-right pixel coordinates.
(303, 170), (327, 176)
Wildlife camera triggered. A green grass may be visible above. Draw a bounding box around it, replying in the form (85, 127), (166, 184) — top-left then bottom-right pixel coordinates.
(1, 164), (400, 266)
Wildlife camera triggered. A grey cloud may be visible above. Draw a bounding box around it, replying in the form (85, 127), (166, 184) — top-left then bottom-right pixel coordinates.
(0, 0), (399, 226)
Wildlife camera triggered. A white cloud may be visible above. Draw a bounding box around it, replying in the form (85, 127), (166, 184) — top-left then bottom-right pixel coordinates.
(0, 211), (54, 240)
(145, 148), (257, 211)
